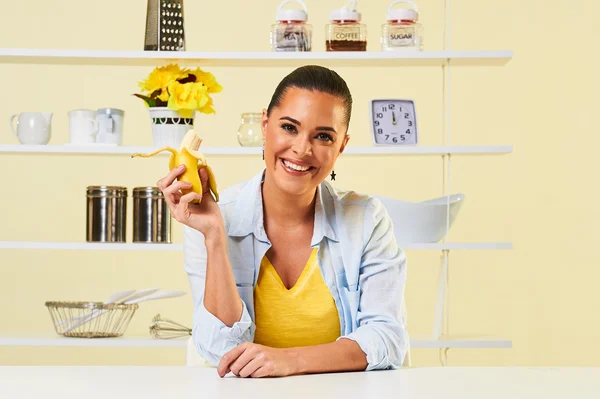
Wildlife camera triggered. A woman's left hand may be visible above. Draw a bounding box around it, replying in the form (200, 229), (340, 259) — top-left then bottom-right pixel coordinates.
(217, 343), (298, 378)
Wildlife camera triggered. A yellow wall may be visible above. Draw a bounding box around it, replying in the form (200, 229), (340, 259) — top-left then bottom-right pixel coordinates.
(0, 0), (598, 366)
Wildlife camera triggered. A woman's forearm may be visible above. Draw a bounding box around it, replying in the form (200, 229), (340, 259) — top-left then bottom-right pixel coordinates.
(286, 338), (368, 374)
(203, 229), (243, 327)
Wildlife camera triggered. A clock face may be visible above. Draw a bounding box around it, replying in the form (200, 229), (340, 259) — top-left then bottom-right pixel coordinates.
(370, 99), (418, 145)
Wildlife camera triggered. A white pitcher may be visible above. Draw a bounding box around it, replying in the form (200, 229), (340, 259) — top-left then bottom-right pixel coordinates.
(9, 112), (53, 145)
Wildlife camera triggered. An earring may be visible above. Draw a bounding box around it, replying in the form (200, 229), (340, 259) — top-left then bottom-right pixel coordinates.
(262, 141), (265, 160)
(330, 170), (336, 181)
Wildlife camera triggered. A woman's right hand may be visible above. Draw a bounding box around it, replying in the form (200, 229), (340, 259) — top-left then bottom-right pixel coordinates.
(157, 164), (224, 240)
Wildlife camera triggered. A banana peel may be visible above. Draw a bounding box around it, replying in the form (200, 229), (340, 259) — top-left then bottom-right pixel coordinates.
(131, 129), (219, 204)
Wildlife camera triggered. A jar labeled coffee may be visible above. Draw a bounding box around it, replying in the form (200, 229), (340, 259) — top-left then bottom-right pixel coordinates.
(270, 0), (312, 52)
(381, 0), (423, 51)
(326, 1), (367, 51)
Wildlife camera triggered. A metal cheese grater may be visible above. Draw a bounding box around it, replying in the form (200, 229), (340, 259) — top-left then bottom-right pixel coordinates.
(144, 0), (186, 51)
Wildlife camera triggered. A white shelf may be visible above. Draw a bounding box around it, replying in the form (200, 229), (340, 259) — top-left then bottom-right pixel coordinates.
(0, 242), (184, 251)
(0, 334), (511, 349)
(410, 335), (513, 349)
(0, 48), (513, 67)
(0, 335), (187, 348)
(406, 242), (513, 251)
(0, 241), (512, 251)
(0, 144), (513, 156)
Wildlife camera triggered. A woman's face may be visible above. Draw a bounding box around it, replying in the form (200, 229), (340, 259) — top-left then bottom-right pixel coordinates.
(261, 87), (350, 197)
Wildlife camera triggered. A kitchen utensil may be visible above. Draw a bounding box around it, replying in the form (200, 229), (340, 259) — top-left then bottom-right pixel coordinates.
(117, 288), (160, 303)
(125, 290), (186, 304)
(144, 0), (186, 51)
(95, 108), (124, 145)
(149, 314), (192, 339)
(68, 109), (98, 144)
(133, 187), (172, 243)
(61, 290), (186, 334)
(9, 112), (52, 144)
(105, 289), (137, 304)
(86, 186), (127, 243)
(46, 301), (138, 338)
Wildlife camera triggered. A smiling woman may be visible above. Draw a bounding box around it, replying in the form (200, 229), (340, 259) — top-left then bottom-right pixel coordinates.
(156, 65), (408, 378)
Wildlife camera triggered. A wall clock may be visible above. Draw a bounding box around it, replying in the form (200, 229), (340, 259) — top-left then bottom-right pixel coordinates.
(370, 99), (418, 145)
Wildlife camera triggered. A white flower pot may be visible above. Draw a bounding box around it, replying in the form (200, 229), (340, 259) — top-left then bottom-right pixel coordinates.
(149, 107), (194, 148)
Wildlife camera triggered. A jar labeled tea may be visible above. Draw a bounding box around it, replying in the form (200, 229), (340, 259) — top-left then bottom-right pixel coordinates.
(326, 1), (367, 51)
(270, 0), (312, 52)
(381, 0), (423, 51)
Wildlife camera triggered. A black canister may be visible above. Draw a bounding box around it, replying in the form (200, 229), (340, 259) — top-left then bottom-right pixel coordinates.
(133, 187), (172, 243)
(86, 186), (128, 242)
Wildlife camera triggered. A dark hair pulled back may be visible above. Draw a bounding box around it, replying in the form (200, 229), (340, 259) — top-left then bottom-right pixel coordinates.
(266, 65), (353, 130)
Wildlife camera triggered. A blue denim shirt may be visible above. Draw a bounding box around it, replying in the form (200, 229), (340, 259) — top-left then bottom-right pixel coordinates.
(183, 169), (409, 370)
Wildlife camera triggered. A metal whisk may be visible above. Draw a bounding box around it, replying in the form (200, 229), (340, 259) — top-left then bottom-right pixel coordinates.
(149, 314), (191, 339)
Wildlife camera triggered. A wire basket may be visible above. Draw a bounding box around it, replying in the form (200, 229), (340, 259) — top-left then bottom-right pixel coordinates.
(45, 301), (139, 338)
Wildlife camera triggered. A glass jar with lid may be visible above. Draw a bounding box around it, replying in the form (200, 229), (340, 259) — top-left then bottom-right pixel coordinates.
(381, 0), (424, 51)
(237, 113), (263, 147)
(326, 0), (367, 51)
(270, 0), (312, 52)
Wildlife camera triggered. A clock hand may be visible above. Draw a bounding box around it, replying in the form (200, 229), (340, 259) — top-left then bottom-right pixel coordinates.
(392, 111), (397, 125)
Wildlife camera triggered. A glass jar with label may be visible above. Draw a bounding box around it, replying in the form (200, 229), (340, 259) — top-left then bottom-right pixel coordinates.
(326, 1), (367, 51)
(381, 0), (423, 51)
(270, 0), (312, 52)
(237, 113), (263, 147)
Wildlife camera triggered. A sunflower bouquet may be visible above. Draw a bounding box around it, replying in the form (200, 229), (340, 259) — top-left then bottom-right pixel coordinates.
(135, 64), (222, 118)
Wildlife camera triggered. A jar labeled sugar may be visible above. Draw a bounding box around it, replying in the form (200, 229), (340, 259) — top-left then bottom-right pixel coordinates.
(381, 0), (423, 51)
(270, 0), (312, 52)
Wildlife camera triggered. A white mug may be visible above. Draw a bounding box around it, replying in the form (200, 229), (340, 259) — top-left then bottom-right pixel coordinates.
(68, 109), (98, 144)
(9, 112), (53, 145)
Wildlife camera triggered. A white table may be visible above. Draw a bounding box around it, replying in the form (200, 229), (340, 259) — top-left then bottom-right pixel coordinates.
(0, 366), (598, 398)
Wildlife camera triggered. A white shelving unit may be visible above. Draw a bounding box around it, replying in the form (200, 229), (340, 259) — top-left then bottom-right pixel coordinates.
(0, 334), (511, 349)
(0, 241), (513, 251)
(0, 144), (513, 156)
(1, 27), (514, 358)
(0, 48), (512, 67)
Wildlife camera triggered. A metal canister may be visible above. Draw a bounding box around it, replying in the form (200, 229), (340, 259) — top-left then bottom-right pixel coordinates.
(132, 187), (171, 243)
(86, 186), (127, 242)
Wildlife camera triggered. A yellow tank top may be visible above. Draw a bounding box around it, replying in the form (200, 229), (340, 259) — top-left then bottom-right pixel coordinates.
(253, 248), (341, 348)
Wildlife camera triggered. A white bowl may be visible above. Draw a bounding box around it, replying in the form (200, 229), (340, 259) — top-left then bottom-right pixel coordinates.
(373, 194), (466, 245)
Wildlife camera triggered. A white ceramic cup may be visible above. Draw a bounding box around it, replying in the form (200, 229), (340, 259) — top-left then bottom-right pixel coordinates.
(68, 109), (98, 144)
(9, 112), (53, 144)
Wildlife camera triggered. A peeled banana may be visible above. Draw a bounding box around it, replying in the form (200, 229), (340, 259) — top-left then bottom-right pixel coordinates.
(131, 129), (219, 203)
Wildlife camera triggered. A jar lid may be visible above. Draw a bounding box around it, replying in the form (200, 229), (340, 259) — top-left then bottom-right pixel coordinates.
(386, 0), (419, 21)
(330, 8), (361, 21)
(276, 0), (308, 21)
(241, 112), (262, 121)
(86, 186), (128, 197)
(387, 8), (418, 21)
(133, 186), (165, 198)
(330, 0), (360, 21)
